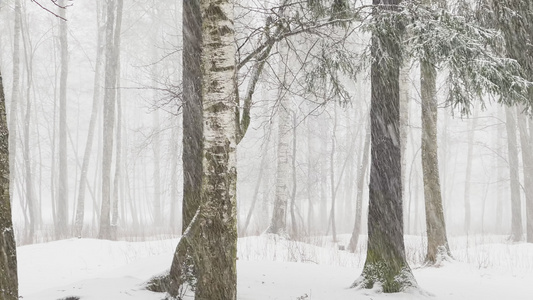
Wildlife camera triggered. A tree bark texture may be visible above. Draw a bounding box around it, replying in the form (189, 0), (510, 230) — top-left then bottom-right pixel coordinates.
(0, 69), (19, 300)
(181, 0), (203, 233)
(353, 0), (416, 292)
(167, 0), (203, 293)
(194, 0), (238, 298)
(420, 60), (450, 264)
(505, 107), (523, 241)
(8, 0), (21, 203)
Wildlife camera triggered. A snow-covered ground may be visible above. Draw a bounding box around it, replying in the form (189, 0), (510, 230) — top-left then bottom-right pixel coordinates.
(18, 234), (533, 299)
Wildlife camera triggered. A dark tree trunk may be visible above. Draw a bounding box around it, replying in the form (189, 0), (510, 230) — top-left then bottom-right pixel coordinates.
(167, 0), (203, 293)
(181, 0), (203, 235)
(168, 1), (237, 298)
(352, 0), (416, 292)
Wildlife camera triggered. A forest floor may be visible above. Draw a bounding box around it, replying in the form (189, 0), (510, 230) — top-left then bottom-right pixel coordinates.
(18, 233), (533, 299)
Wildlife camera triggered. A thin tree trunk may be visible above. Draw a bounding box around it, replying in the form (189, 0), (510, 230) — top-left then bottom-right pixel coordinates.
(8, 0), (21, 203)
(495, 108), (503, 232)
(347, 119), (370, 252)
(290, 111), (298, 238)
(20, 14), (35, 244)
(152, 99), (161, 227)
(99, 0), (118, 240)
(463, 110), (477, 234)
(306, 118), (315, 235)
(57, 0), (69, 239)
(329, 102), (338, 242)
(505, 107), (523, 241)
(241, 134), (270, 235)
(399, 62), (410, 232)
(516, 107), (533, 242)
(111, 0), (124, 239)
(266, 42), (291, 235)
(75, 2), (104, 237)
(420, 60), (450, 264)
(169, 117), (180, 231)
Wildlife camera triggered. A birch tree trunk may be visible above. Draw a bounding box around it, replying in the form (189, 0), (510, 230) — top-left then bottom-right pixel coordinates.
(266, 42), (291, 235)
(194, 0), (238, 297)
(0, 68), (19, 300)
(505, 107), (523, 241)
(420, 60), (450, 264)
(290, 111), (298, 237)
(57, 0), (69, 239)
(99, 0), (118, 240)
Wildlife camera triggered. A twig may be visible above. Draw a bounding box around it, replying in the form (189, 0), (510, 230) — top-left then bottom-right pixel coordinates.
(31, 0), (68, 21)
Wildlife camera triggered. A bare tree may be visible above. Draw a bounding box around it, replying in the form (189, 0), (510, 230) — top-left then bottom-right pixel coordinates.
(74, 0), (106, 237)
(99, 0), (122, 240)
(56, 0), (69, 239)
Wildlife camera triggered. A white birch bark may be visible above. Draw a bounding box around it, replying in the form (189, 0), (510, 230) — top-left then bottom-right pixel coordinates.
(195, 0), (238, 298)
(266, 49), (291, 235)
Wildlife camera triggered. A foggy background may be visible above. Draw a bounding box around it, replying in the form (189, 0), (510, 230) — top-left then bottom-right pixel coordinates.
(0, 0), (520, 244)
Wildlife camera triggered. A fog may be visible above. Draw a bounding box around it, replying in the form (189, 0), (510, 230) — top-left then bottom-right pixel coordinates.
(0, 0), (527, 246)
